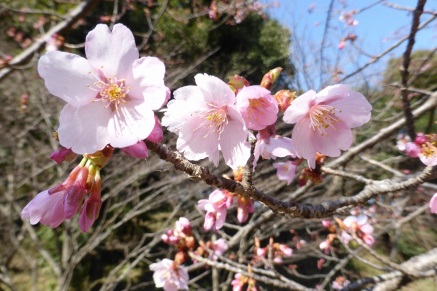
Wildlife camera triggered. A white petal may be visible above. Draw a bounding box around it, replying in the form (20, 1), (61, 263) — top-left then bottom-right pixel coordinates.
(127, 57), (167, 110)
(107, 101), (155, 148)
(194, 74), (235, 106)
(85, 24), (139, 77)
(58, 103), (111, 154)
(38, 51), (96, 107)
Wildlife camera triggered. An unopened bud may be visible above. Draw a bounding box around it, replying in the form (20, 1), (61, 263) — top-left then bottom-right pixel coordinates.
(274, 90), (296, 112)
(228, 75), (249, 94)
(260, 67), (282, 89)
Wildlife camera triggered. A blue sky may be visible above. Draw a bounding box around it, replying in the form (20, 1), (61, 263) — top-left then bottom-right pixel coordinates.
(264, 0), (437, 90)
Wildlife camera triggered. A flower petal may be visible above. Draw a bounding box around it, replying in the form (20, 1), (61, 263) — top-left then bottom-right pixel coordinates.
(194, 74), (235, 106)
(127, 57), (167, 110)
(58, 103), (111, 154)
(85, 24), (139, 77)
(38, 51), (96, 107)
(283, 90), (316, 124)
(107, 101), (155, 148)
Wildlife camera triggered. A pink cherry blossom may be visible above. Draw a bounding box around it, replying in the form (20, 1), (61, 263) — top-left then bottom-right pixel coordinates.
(209, 238), (228, 260)
(149, 259), (189, 291)
(283, 84), (372, 168)
(162, 74), (250, 169)
(430, 193), (437, 214)
(341, 215), (374, 246)
(253, 125), (296, 169)
(38, 24), (168, 154)
(236, 85), (278, 130)
(273, 161), (299, 185)
(198, 189), (233, 231)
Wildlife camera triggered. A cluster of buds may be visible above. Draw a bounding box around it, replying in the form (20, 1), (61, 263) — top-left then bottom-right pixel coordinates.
(195, 238), (228, 261)
(198, 171), (256, 231)
(21, 146), (114, 232)
(254, 237), (293, 264)
(338, 33), (358, 49)
(162, 217), (195, 252)
(397, 133), (437, 166)
(319, 220), (338, 254)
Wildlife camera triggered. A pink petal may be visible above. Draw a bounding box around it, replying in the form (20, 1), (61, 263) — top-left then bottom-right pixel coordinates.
(58, 103), (112, 154)
(430, 193), (437, 214)
(79, 197), (102, 232)
(146, 115), (163, 143)
(107, 101), (155, 149)
(121, 141), (149, 159)
(283, 90), (316, 124)
(194, 74), (235, 106)
(85, 24), (139, 77)
(328, 94), (372, 128)
(38, 51), (96, 107)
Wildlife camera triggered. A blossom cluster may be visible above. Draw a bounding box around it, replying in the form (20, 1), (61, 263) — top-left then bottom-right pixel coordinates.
(21, 23), (377, 290)
(397, 133), (437, 166)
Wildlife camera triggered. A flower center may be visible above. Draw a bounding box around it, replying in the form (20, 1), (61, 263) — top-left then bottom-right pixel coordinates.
(88, 70), (130, 111)
(421, 142), (436, 158)
(309, 104), (341, 136)
(247, 98), (267, 120)
(195, 107), (229, 139)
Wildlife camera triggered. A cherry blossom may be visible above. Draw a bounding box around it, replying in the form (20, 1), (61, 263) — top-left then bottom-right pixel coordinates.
(150, 259), (189, 291)
(162, 74), (250, 169)
(198, 189), (233, 231)
(253, 125), (296, 169)
(340, 215), (374, 246)
(38, 24), (168, 154)
(339, 10), (358, 26)
(236, 85), (278, 130)
(273, 160), (299, 185)
(283, 84), (372, 168)
(209, 238), (228, 260)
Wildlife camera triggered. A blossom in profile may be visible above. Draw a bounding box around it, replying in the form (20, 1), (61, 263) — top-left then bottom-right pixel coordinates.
(283, 84), (372, 168)
(38, 24), (168, 154)
(430, 193), (437, 214)
(236, 85), (278, 130)
(198, 189), (233, 231)
(253, 125), (296, 169)
(340, 215), (374, 246)
(273, 160), (299, 185)
(150, 259), (189, 291)
(162, 74), (250, 169)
